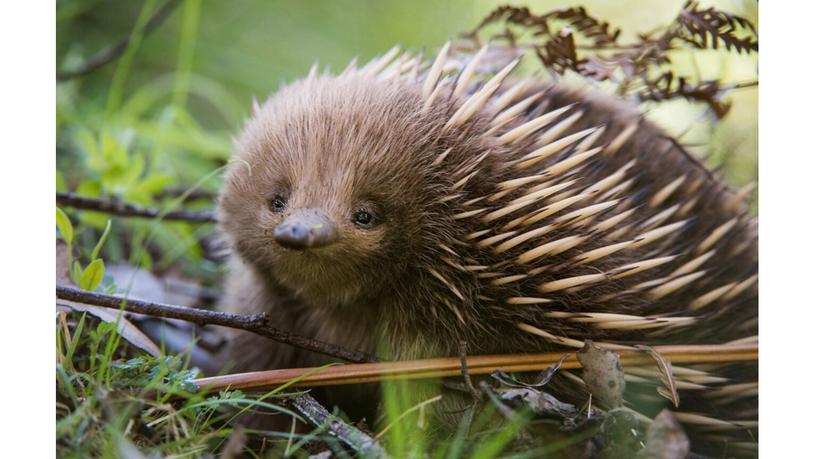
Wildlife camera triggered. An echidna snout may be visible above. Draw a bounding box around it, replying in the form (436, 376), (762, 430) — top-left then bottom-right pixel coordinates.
(273, 208), (338, 250)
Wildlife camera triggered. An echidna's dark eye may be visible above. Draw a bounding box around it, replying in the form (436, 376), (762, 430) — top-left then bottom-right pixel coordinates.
(353, 210), (373, 227)
(269, 194), (287, 212)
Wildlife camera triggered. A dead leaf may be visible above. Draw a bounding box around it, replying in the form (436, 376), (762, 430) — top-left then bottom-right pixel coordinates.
(56, 241), (161, 356)
(491, 352), (570, 388)
(58, 300), (162, 357)
(106, 263), (212, 308)
(105, 263), (167, 304)
(636, 345), (680, 408)
(636, 409), (690, 459)
(499, 387), (577, 418)
(56, 240), (72, 286)
(577, 340), (625, 409)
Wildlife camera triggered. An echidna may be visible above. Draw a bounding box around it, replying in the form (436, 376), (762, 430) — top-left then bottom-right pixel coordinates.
(217, 43), (758, 454)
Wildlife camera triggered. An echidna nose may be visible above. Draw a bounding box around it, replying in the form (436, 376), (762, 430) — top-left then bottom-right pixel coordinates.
(273, 208), (338, 250)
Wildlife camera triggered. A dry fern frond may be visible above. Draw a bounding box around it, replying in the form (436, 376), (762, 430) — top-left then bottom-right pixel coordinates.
(462, 1), (757, 119)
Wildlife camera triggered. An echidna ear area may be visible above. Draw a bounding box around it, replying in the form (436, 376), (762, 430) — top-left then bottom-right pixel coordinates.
(310, 43), (757, 439)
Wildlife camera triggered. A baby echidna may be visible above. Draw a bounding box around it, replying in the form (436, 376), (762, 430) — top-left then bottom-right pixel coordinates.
(218, 43), (757, 453)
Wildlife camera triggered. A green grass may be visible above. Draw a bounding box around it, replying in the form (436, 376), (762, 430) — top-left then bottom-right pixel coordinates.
(56, 309), (312, 457)
(55, 309), (566, 458)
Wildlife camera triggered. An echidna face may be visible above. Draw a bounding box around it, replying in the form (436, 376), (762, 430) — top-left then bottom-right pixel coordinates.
(219, 75), (444, 307)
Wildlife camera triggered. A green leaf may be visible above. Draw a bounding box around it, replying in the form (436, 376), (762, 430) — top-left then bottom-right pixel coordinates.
(56, 171), (66, 192)
(90, 220), (112, 261)
(76, 179), (101, 197)
(120, 154), (145, 188)
(71, 261), (82, 285)
(79, 259), (105, 291)
(64, 312), (87, 370)
(56, 207), (74, 244)
(126, 174), (173, 203)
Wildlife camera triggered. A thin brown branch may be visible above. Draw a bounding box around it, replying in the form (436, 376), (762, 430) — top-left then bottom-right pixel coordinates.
(56, 192), (217, 223)
(288, 394), (388, 458)
(55, 285), (378, 364)
(57, 0), (181, 81)
(459, 340), (481, 403)
(193, 343), (757, 392)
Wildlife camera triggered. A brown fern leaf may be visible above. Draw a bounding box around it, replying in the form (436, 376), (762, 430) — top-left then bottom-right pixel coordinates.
(674, 0), (758, 53)
(465, 2), (757, 119)
(639, 72), (732, 119)
(535, 29), (584, 75)
(544, 6), (621, 47)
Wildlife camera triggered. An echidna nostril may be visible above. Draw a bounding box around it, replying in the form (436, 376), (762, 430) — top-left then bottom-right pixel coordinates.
(272, 208), (338, 250)
(273, 223), (310, 250)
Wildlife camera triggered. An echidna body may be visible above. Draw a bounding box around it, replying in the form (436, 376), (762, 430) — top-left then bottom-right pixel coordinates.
(218, 45), (757, 452)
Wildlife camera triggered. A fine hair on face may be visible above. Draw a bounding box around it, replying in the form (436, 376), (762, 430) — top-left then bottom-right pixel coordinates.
(219, 74), (478, 310)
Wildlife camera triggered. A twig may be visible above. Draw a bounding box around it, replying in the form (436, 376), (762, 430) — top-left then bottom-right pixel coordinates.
(56, 192), (217, 223)
(289, 393), (388, 458)
(729, 80), (759, 90)
(459, 340), (482, 403)
(55, 285), (378, 364)
(57, 0), (181, 81)
(193, 343), (758, 392)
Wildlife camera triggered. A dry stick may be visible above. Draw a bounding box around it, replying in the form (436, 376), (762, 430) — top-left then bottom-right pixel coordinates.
(57, 192), (217, 223)
(459, 340), (482, 402)
(55, 285), (378, 364)
(289, 393), (388, 458)
(57, 0), (181, 81)
(193, 343), (757, 392)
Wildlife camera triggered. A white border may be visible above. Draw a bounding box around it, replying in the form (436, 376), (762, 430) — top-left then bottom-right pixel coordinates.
(760, 0), (816, 456)
(0, 1), (812, 456)
(0, 1), (56, 457)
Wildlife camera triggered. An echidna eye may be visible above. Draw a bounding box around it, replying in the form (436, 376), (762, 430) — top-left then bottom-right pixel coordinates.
(268, 194), (287, 212)
(353, 210), (373, 226)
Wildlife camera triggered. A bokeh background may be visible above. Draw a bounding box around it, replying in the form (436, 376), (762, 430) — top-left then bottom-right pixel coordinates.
(56, 0), (757, 273)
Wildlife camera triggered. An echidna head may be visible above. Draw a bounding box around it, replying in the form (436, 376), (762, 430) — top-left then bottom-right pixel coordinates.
(219, 74), (460, 307)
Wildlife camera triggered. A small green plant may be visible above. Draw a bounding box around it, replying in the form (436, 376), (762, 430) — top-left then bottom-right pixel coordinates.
(57, 207), (112, 291)
(56, 309), (310, 458)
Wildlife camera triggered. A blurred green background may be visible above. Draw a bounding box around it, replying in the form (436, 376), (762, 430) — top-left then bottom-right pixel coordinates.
(56, 0), (757, 271)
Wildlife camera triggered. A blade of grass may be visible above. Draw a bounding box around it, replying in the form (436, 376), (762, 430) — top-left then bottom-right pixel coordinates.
(105, 0), (161, 117)
(470, 411), (530, 459)
(173, 0), (201, 108)
(441, 405), (476, 459)
(90, 220), (112, 261)
(375, 394), (443, 441)
(64, 312), (88, 371)
(210, 363), (339, 452)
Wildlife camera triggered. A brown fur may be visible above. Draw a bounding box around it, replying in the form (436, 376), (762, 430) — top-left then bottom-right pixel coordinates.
(217, 51), (757, 452)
